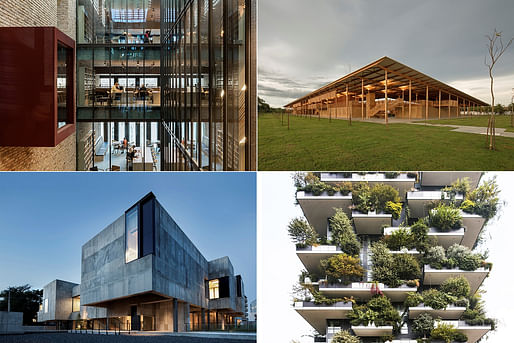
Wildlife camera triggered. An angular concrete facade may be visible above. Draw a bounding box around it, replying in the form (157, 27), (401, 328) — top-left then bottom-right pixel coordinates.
(38, 192), (247, 332)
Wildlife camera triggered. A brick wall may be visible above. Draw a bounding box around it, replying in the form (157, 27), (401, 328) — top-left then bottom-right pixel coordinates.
(0, 0), (77, 171)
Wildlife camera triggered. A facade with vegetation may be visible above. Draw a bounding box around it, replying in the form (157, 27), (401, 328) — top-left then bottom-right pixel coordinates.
(290, 172), (498, 343)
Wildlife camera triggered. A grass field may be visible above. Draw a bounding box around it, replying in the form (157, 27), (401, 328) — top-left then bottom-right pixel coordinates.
(416, 115), (514, 132)
(258, 113), (514, 171)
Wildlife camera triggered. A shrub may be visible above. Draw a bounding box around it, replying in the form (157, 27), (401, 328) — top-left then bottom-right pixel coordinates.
(410, 220), (434, 252)
(429, 204), (462, 232)
(329, 209), (361, 256)
(460, 199), (476, 213)
(393, 253), (421, 281)
(385, 172), (400, 179)
(370, 242), (400, 287)
(404, 292), (423, 308)
(454, 297), (470, 308)
(335, 181), (353, 196)
(446, 244), (483, 271)
(443, 178), (471, 198)
(431, 322), (467, 343)
(320, 254), (364, 284)
(352, 183), (373, 213)
(440, 276), (470, 298)
(332, 330), (361, 343)
(326, 184), (337, 196)
(370, 184), (401, 213)
(385, 201), (403, 219)
(412, 313), (434, 338)
(349, 297), (401, 330)
(385, 227), (414, 251)
(422, 289), (455, 310)
(288, 218), (319, 246)
(425, 246), (446, 269)
(466, 177), (501, 220)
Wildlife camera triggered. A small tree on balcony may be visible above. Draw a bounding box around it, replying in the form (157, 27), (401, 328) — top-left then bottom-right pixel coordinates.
(330, 208), (361, 256)
(440, 276), (471, 298)
(429, 204), (462, 232)
(320, 254), (364, 284)
(287, 218), (318, 247)
(412, 313), (435, 339)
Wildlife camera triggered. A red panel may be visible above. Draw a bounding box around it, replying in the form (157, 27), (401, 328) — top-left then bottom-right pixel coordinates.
(0, 27), (76, 147)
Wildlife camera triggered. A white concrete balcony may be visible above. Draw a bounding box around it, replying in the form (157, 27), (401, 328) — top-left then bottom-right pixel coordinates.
(461, 212), (486, 248)
(321, 172), (416, 200)
(351, 324), (393, 336)
(384, 226), (465, 249)
(423, 265), (489, 295)
(439, 320), (492, 343)
(420, 172), (482, 189)
(297, 191), (352, 235)
(297, 245), (344, 276)
(352, 211), (392, 235)
(408, 304), (466, 319)
(319, 282), (417, 302)
(294, 301), (352, 335)
(407, 190), (464, 218)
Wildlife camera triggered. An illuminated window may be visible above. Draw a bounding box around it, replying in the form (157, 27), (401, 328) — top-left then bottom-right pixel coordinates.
(125, 206), (139, 263)
(44, 299), (48, 313)
(209, 279), (219, 299)
(72, 296), (80, 313)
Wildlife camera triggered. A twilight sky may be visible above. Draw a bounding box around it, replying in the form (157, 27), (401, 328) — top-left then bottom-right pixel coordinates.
(258, 172), (514, 343)
(0, 172), (256, 303)
(259, 0), (514, 107)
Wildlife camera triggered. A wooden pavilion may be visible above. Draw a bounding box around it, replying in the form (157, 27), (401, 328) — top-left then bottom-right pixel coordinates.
(285, 56), (489, 122)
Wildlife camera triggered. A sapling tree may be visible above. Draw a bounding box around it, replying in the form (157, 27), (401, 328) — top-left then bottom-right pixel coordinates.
(484, 28), (513, 150)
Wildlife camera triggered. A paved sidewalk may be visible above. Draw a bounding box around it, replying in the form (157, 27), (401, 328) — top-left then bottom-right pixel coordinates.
(408, 122), (514, 138)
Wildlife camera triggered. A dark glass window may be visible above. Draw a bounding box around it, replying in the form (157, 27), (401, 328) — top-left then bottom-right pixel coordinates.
(219, 276), (230, 298)
(57, 43), (72, 129)
(236, 275), (242, 297)
(141, 197), (155, 257)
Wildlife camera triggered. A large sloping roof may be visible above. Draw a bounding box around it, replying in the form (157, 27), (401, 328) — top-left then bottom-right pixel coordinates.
(285, 56), (489, 107)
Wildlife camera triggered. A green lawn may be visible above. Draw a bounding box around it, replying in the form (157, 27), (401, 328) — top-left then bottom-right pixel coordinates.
(258, 113), (514, 170)
(416, 115), (514, 132)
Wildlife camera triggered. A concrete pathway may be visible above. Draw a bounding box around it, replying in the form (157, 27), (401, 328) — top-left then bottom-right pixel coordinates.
(408, 122), (514, 138)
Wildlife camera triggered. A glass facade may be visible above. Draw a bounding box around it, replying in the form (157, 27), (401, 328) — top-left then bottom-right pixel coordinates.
(77, 0), (255, 171)
(161, 0), (254, 170)
(208, 279), (219, 299)
(77, 0), (162, 171)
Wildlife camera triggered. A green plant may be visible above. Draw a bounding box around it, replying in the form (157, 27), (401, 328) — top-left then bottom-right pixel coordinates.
(421, 289), (455, 310)
(320, 254), (364, 284)
(370, 242), (401, 287)
(370, 184), (401, 213)
(429, 204), (462, 232)
(404, 292), (423, 308)
(424, 246), (446, 269)
(443, 178), (471, 198)
(410, 219), (435, 252)
(385, 201), (402, 220)
(288, 218), (319, 246)
(412, 313), (434, 338)
(331, 330), (361, 343)
(352, 183), (373, 213)
(431, 322), (467, 343)
(440, 276), (470, 298)
(454, 297), (470, 308)
(385, 172), (400, 179)
(349, 296), (401, 331)
(393, 253), (421, 281)
(335, 181), (353, 196)
(329, 209), (361, 256)
(465, 177), (500, 220)
(460, 199), (476, 213)
(385, 227), (414, 251)
(446, 244), (483, 271)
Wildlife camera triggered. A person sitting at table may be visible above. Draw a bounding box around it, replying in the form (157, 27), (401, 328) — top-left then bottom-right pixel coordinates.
(111, 82), (122, 94)
(123, 137), (128, 152)
(143, 30), (151, 44)
(126, 145), (135, 170)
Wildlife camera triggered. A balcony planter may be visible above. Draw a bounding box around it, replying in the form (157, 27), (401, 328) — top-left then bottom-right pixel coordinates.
(297, 245), (344, 276)
(297, 191), (352, 234)
(352, 211), (392, 235)
(408, 303), (466, 319)
(423, 265), (489, 295)
(351, 324), (393, 336)
(294, 301), (353, 335)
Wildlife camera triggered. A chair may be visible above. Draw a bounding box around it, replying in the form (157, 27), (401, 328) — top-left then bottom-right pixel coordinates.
(111, 165), (121, 171)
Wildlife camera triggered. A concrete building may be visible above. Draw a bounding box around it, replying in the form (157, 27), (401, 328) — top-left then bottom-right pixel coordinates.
(37, 192), (247, 331)
(293, 172), (494, 343)
(285, 57), (488, 123)
(0, 0), (256, 171)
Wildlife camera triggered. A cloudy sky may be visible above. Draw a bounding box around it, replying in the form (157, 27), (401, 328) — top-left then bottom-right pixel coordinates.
(259, 0), (514, 107)
(258, 172), (514, 343)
